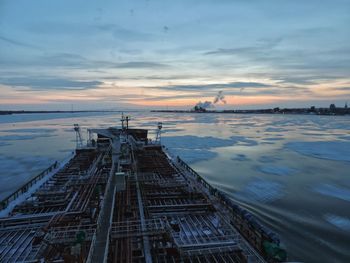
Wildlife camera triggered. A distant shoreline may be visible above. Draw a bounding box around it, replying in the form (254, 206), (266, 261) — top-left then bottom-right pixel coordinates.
(0, 110), (125, 116)
(1, 108), (349, 116)
(152, 108), (350, 116)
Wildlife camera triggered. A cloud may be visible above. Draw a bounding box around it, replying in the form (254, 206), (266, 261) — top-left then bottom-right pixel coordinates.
(228, 82), (272, 88)
(140, 83), (313, 102)
(333, 87), (350, 91)
(1, 0), (349, 110)
(274, 76), (317, 85)
(26, 20), (154, 43)
(0, 77), (102, 90)
(96, 24), (154, 42)
(203, 29), (350, 79)
(204, 47), (257, 56)
(42, 54), (170, 69)
(151, 81), (272, 92)
(0, 51), (171, 70)
(142, 94), (198, 101)
(0, 35), (40, 50)
(114, 61), (170, 69)
(204, 37), (283, 56)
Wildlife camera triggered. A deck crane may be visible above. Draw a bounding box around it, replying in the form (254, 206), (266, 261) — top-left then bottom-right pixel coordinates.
(74, 124), (84, 149)
(155, 122), (162, 144)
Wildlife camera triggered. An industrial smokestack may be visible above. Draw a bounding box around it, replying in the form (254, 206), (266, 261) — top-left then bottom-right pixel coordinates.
(193, 91), (227, 111)
(193, 101), (213, 112)
(195, 101), (213, 109)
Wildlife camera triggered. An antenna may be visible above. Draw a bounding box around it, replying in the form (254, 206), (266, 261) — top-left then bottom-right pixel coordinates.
(120, 114), (130, 129)
(120, 114), (131, 139)
(121, 112), (125, 129)
(155, 122), (162, 144)
(74, 124), (84, 149)
(125, 116), (130, 130)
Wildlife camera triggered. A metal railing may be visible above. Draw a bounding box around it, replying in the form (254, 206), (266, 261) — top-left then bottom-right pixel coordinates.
(47, 224), (96, 244)
(0, 162), (60, 211)
(111, 218), (167, 239)
(176, 156), (272, 262)
(177, 156), (217, 194)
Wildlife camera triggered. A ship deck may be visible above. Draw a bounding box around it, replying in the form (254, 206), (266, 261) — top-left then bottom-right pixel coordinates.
(0, 148), (112, 262)
(0, 125), (285, 263)
(107, 146), (264, 263)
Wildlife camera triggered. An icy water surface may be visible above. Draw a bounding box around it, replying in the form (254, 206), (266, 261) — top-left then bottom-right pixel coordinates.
(0, 111), (350, 262)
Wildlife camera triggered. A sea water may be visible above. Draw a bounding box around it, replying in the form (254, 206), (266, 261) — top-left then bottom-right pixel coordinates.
(0, 111), (349, 262)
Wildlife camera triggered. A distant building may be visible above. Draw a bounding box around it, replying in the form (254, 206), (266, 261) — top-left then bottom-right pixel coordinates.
(193, 106), (207, 112)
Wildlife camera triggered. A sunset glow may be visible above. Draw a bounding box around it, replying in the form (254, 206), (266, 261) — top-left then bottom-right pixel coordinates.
(0, 0), (349, 110)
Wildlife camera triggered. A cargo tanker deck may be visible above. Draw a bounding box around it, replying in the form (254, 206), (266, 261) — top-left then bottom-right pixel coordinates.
(0, 117), (287, 262)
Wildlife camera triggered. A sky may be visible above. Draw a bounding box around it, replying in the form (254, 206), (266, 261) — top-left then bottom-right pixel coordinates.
(0, 0), (349, 110)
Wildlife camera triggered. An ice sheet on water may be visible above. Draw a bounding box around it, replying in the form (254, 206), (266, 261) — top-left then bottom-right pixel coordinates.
(162, 135), (258, 163)
(1, 155), (54, 169)
(0, 142), (12, 147)
(0, 156), (28, 176)
(0, 128), (56, 141)
(59, 148), (74, 153)
(324, 214), (350, 231)
(193, 114), (220, 124)
(229, 136), (258, 146)
(154, 114), (219, 125)
(2, 128), (56, 134)
(285, 141), (350, 162)
(258, 155), (282, 163)
(162, 135), (235, 150)
(0, 153), (73, 217)
(313, 184), (350, 202)
(0, 112), (116, 124)
(256, 165), (297, 176)
(166, 148), (217, 164)
(338, 135), (350, 141)
(262, 137), (284, 141)
(139, 120), (178, 127)
(236, 178), (285, 203)
(163, 135), (237, 163)
(0, 155), (56, 199)
(0, 155), (54, 173)
(260, 141), (275, 145)
(0, 134), (52, 141)
(301, 132), (327, 137)
(265, 127), (288, 132)
(163, 128), (185, 133)
(231, 154), (250, 161)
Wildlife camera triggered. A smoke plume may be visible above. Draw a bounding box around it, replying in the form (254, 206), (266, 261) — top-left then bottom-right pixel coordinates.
(213, 90), (226, 104)
(194, 100), (214, 109)
(194, 90), (227, 110)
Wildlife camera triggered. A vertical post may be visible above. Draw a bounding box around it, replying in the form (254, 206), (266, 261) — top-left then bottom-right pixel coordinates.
(126, 116), (129, 130)
(125, 116), (130, 139)
(121, 113), (125, 130)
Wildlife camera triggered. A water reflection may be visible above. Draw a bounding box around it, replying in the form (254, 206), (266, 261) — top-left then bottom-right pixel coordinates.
(0, 112), (350, 262)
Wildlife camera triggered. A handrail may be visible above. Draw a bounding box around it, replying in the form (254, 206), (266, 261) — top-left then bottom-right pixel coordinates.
(1, 161), (60, 211)
(176, 155), (282, 258)
(177, 156), (216, 194)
